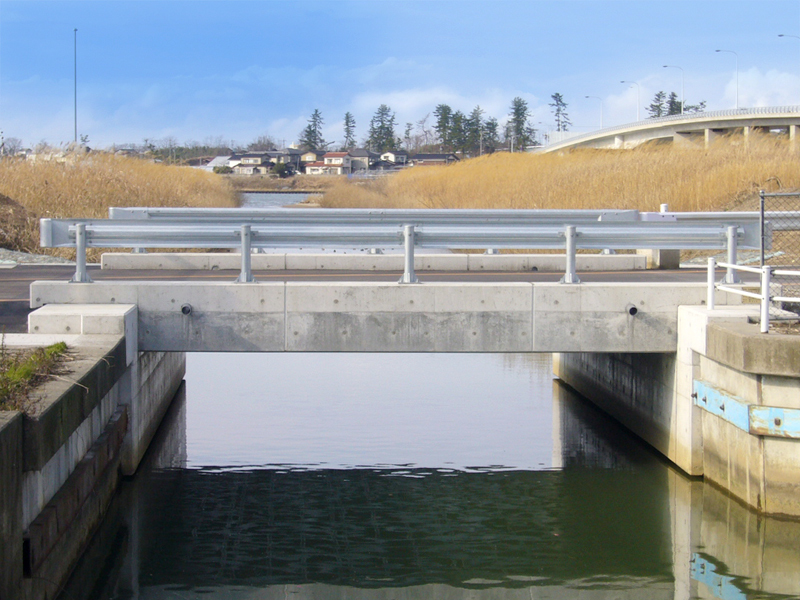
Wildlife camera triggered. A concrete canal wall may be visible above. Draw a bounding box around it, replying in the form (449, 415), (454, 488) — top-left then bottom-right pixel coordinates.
(555, 304), (800, 517)
(100, 251), (647, 272)
(0, 307), (184, 600)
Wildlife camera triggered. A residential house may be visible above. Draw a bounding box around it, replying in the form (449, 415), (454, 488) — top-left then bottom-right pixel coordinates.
(349, 148), (378, 172)
(306, 151), (353, 175)
(232, 152), (273, 175)
(380, 151), (409, 166)
(410, 153), (460, 166)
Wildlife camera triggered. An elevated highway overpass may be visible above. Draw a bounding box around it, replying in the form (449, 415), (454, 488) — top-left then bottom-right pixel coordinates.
(541, 105), (800, 152)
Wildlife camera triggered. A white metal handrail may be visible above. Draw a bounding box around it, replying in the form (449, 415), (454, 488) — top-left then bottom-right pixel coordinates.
(708, 258), (800, 333)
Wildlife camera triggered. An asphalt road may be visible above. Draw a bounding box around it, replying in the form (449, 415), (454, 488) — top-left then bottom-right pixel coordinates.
(0, 263), (732, 334)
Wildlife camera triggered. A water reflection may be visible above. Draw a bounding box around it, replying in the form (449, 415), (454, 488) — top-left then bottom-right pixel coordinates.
(61, 354), (800, 600)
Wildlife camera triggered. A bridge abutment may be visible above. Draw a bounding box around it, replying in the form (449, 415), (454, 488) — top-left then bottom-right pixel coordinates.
(556, 305), (800, 517)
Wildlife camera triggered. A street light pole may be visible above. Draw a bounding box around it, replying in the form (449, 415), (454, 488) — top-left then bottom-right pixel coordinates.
(778, 34), (800, 104)
(585, 96), (603, 128)
(74, 28), (78, 145)
(620, 80), (640, 121)
(715, 49), (739, 110)
(662, 65), (684, 114)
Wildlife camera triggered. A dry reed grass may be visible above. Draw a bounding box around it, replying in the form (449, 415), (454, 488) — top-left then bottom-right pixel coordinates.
(0, 154), (237, 258)
(320, 136), (800, 212)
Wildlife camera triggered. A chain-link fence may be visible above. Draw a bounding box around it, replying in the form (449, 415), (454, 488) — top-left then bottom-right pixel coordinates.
(760, 191), (800, 318)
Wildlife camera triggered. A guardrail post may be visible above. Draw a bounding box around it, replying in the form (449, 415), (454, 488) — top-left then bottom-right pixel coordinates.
(723, 225), (741, 284)
(560, 225), (581, 284)
(236, 224), (254, 283)
(70, 223), (93, 283)
(707, 257), (716, 310)
(399, 224), (419, 284)
(761, 265), (772, 334)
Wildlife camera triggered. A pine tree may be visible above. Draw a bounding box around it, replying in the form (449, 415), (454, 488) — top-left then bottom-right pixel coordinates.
(367, 104), (397, 152)
(466, 105), (484, 155)
(647, 92), (667, 118)
(666, 92), (682, 116)
(299, 109), (326, 150)
(433, 104), (453, 150)
(508, 97), (535, 151)
(549, 93), (571, 132)
(342, 112), (356, 150)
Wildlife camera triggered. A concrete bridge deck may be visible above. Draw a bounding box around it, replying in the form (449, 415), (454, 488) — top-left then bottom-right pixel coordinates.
(26, 279), (734, 353)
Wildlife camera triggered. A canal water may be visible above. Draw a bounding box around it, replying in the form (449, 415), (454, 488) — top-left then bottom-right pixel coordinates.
(240, 191), (311, 208)
(61, 353), (800, 600)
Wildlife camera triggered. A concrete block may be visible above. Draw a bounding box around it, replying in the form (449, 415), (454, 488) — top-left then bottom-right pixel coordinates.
(30, 282), (139, 308)
(417, 254), (468, 271)
(763, 437), (800, 516)
(285, 312), (435, 352)
(140, 312), (285, 352)
(250, 253), (286, 270)
(467, 255), (531, 271)
(102, 252), (211, 270)
(135, 282), (284, 314)
(761, 376), (800, 409)
(286, 282), (435, 313)
(533, 284), (582, 312)
(433, 283), (532, 312)
(208, 253), (248, 270)
(434, 312), (532, 352)
(0, 413), (23, 600)
(535, 312), (583, 352)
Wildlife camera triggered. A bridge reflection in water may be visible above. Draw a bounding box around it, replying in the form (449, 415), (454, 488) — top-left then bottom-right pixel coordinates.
(60, 355), (799, 600)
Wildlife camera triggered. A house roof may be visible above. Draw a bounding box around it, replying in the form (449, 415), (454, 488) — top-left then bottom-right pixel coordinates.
(207, 156), (231, 168)
(413, 153), (459, 160)
(348, 148), (378, 158)
(324, 152), (349, 157)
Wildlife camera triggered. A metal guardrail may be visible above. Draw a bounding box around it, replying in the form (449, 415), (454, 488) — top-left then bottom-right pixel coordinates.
(708, 258), (800, 333)
(41, 216), (753, 284)
(109, 207), (644, 224)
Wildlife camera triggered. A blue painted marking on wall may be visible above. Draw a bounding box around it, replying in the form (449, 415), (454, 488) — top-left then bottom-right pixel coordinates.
(693, 380), (800, 439)
(750, 406), (800, 438)
(693, 381), (750, 432)
(691, 553), (747, 600)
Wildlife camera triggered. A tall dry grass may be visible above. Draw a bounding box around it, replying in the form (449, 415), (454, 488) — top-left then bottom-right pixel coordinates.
(320, 136), (799, 212)
(0, 154), (237, 256)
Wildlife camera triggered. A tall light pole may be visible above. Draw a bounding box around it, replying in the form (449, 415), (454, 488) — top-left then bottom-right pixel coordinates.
(778, 34), (800, 104)
(74, 28), (78, 145)
(715, 49), (739, 110)
(585, 96), (603, 128)
(620, 80), (640, 121)
(662, 65), (684, 114)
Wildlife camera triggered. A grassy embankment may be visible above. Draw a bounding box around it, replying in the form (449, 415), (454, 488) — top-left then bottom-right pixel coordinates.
(0, 342), (69, 412)
(0, 153), (238, 260)
(320, 136), (798, 213)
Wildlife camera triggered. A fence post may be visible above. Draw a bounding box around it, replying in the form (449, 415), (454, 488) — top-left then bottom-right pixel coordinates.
(70, 223), (93, 283)
(399, 224), (419, 284)
(759, 189), (766, 267)
(560, 225), (580, 284)
(236, 224), (254, 283)
(761, 265), (772, 334)
(723, 225), (741, 284)
(707, 257), (716, 310)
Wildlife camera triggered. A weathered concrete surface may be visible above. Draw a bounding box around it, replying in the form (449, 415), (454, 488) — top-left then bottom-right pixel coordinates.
(29, 281), (726, 353)
(0, 412), (23, 600)
(100, 251), (646, 272)
(557, 303), (800, 516)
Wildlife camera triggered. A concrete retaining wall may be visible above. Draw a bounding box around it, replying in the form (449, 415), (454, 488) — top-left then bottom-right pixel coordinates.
(100, 252), (646, 272)
(0, 321), (184, 599)
(555, 304), (800, 517)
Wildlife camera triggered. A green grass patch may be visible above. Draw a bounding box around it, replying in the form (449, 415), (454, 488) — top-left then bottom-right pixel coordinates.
(0, 341), (69, 412)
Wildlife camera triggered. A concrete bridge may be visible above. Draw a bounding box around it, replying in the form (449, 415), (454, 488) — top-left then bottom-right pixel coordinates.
(541, 106), (800, 152)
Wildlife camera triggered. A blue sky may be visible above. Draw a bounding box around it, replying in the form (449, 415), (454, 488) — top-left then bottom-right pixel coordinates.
(2, 0), (800, 149)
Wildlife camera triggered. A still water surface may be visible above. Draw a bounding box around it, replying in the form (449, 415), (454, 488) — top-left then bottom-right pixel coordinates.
(66, 353), (799, 600)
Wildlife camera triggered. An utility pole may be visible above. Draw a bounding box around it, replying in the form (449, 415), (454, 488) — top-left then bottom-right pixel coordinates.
(74, 28), (78, 145)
